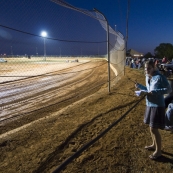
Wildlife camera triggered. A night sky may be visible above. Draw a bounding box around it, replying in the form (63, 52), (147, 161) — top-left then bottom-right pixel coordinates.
(0, 0), (173, 56)
(65, 0), (173, 54)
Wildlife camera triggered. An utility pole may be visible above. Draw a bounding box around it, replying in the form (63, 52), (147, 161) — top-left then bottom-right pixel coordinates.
(125, 0), (130, 76)
(126, 0), (130, 53)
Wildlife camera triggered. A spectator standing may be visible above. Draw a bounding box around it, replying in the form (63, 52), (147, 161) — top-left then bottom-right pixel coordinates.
(135, 60), (171, 160)
(154, 59), (159, 69)
(138, 60), (141, 69)
(131, 59), (134, 68)
(162, 56), (167, 63)
(165, 102), (173, 132)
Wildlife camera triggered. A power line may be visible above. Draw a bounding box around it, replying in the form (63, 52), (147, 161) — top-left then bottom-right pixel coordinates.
(0, 24), (106, 44)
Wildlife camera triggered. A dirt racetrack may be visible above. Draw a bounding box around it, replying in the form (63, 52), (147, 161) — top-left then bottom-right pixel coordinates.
(0, 59), (173, 173)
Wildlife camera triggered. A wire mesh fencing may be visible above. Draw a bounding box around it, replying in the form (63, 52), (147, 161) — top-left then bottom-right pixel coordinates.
(0, 0), (131, 173)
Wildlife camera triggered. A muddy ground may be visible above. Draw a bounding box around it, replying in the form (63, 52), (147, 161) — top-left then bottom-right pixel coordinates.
(0, 63), (173, 173)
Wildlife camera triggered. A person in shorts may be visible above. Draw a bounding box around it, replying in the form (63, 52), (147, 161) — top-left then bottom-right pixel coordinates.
(135, 60), (172, 160)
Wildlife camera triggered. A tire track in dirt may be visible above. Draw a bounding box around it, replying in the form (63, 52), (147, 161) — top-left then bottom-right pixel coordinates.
(0, 62), (107, 124)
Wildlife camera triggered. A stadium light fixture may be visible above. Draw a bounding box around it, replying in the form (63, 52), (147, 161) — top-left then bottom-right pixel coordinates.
(41, 31), (47, 37)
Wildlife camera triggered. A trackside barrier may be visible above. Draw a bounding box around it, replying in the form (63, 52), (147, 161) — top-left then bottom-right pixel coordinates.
(52, 94), (146, 173)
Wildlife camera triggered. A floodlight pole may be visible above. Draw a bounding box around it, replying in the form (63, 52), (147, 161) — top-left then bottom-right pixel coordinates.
(43, 38), (46, 61)
(94, 8), (110, 93)
(41, 31), (47, 61)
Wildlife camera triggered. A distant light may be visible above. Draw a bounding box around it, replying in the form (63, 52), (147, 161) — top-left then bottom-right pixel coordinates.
(134, 54), (143, 56)
(41, 31), (47, 37)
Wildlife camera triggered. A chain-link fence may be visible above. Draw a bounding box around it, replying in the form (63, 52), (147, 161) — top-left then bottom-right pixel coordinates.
(0, 0), (132, 173)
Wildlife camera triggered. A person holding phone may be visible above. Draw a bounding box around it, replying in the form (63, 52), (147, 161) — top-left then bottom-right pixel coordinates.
(135, 60), (171, 160)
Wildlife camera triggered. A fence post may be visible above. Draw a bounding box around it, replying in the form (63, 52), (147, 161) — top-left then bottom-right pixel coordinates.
(94, 8), (110, 93)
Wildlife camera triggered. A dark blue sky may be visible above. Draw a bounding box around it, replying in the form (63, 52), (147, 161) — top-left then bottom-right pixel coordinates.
(0, 0), (173, 56)
(65, 0), (173, 54)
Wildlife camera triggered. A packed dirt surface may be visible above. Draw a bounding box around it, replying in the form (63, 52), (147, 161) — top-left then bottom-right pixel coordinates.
(0, 61), (173, 173)
(0, 59), (108, 124)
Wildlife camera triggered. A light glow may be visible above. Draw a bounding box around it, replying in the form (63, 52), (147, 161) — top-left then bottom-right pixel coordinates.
(134, 54), (143, 56)
(41, 31), (47, 37)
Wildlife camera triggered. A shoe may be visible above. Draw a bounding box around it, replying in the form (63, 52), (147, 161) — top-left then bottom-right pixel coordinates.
(165, 126), (173, 131)
(145, 146), (155, 150)
(149, 154), (162, 160)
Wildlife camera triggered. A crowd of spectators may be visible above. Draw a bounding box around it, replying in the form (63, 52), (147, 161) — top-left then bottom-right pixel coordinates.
(126, 57), (147, 69)
(126, 56), (173, 77)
